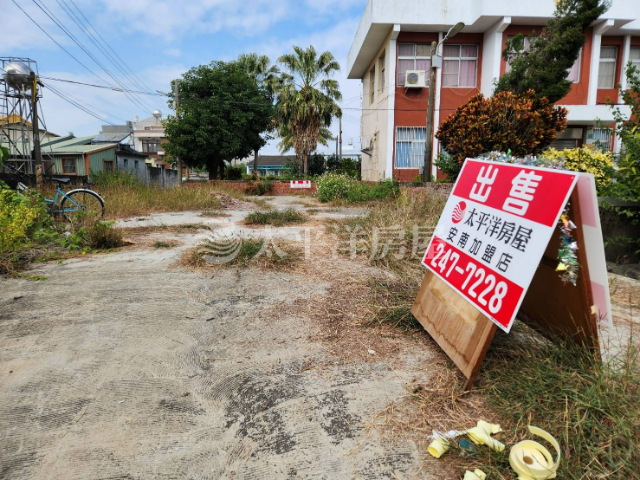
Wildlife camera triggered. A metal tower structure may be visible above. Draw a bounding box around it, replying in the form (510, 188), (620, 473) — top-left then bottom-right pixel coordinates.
(1, 57), (46, 178)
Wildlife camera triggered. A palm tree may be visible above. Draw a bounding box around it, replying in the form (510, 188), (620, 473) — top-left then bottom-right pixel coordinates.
(277, 46), (342, 175)
(236, 53), (282, 175)
(277, 124), (334, 159)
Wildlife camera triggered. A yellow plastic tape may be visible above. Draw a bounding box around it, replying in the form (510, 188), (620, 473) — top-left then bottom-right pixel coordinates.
(463, 469), (486, 480)
(509, 426), (561, 480)
(427, 437), (450, 458)
(466, 420), (505, 452)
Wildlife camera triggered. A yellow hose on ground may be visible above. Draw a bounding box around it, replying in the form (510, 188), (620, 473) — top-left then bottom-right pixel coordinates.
(509, 426), (561, 480)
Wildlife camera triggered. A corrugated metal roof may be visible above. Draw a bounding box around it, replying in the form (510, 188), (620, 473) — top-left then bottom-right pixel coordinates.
(49, 144), (117, 154)
(93, 132), (130, 142)
(41, 135), (75, 147)
(43, 135), (96, 149)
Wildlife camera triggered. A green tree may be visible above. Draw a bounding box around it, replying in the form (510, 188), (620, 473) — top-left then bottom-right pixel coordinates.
(277, 46), (342, 175)
(277, 124), (333, 174)
(606, 63), (640, 199)
(0, 146), (8, 166)
(163, 61), (274, 179)
(235, 53), (282, 175)
(495, 0), (609, 103)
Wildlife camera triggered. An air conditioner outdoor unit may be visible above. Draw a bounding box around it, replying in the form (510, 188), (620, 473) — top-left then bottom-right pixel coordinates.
(405, 70), (427, 88)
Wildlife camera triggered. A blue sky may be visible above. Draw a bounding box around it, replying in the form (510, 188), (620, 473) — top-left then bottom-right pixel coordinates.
(2, 0), (366, 154)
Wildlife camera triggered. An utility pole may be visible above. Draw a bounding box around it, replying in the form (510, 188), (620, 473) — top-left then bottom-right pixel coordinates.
(422, 22), (465, 183)
(423, 41), (437, 183)
(31, 72), (43, 186)
(339, 116), (342, 160)
(174, 79), (183, 186)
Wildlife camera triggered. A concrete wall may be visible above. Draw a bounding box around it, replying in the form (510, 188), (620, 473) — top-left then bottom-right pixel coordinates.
(361, 27), (397, 181)
(193, 181), (317, 195)
(115, 153), (177, 187)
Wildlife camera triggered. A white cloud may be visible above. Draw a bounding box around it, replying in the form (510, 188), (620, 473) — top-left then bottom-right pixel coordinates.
(0, 1), (70, 52)
(38, 63), (187, 137)
(96, 0), (290, 40)
(164, 48), (181, 57)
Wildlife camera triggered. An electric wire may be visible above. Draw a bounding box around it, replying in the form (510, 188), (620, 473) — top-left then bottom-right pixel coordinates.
(55, 0), (161, 112)
(45, 83), (117, 125)
(66, 0), (159, 98)
(42, 81), (128, 123)
(10, 0), (112, 87)
(29, 0), (152, 113)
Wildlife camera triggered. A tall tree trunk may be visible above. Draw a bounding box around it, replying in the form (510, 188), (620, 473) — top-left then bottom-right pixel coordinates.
(253, 148), (259, 177)
(208, 156), (223, 180)
(303, 152), (308, 176)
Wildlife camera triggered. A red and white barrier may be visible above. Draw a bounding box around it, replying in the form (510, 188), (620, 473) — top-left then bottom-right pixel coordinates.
(290, 180), (311, 189)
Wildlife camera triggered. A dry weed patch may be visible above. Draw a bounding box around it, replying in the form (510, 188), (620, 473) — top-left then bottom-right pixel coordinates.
(177, 236), (302, 271)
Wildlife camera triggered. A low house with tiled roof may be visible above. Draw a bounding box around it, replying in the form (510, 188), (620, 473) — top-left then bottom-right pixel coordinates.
(246, 155), (295, 177)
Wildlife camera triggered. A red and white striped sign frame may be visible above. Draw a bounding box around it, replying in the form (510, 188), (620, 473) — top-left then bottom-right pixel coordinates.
(290, 180), (312, 189)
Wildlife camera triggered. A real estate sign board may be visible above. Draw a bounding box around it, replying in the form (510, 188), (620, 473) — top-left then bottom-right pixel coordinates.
(421, 159), (578, 333)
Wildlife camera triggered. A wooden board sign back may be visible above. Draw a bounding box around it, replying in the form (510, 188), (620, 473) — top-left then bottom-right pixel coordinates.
(411, 187), (599, 390)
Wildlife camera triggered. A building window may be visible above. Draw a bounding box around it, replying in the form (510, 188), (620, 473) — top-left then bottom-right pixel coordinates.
(103, 160), (114, 173)
(395, 127), (426, 168)
(62, 157), (76, 174)
(123, 159), (128, 169)
(566, 48), (582, 83)
(629, 46), (640, 77)
(442, 45), (478, 87)
(397, 43), (431, 87)
(379, 52), (386, 93)
(370, 66), (376, 104)
(590, 128), (613, 152)
(598, 46), (618, 89)
(142, 138), (161, 152)
(506, 36), (581, 83)
(134, 160), (139, 170)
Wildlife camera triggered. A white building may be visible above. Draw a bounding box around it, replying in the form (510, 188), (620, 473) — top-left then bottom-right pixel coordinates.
(347, 0), (640, 181)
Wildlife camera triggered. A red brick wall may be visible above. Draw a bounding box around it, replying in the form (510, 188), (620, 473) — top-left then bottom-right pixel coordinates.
(189, 180), (317, 195)
(392, 32), (483, 181)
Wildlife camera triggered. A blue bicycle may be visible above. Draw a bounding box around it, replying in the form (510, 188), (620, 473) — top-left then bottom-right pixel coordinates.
(42, 177), (105, 221)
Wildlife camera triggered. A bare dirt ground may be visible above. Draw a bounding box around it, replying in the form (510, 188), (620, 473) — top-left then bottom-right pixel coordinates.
(0, 196), (441, 480)
(1, 195), (637, 479)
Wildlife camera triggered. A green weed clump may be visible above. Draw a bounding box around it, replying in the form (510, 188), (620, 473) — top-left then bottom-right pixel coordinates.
(317, 173), (399, 203)
(245, 178), (274, 196)
(476, 336), (640, 479)
(181, 237), (301, 270)
(245, 209), (307, 226)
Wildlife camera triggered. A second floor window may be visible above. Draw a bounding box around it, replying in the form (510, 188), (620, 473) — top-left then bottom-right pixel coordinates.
(630, 46), (640, 78)
(598, 46), (618, 89)
(142, 139), (161, 152)
(398, 43), (431, 87)
(442, 45), (478, 87)
(506, 35), (581, 83)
